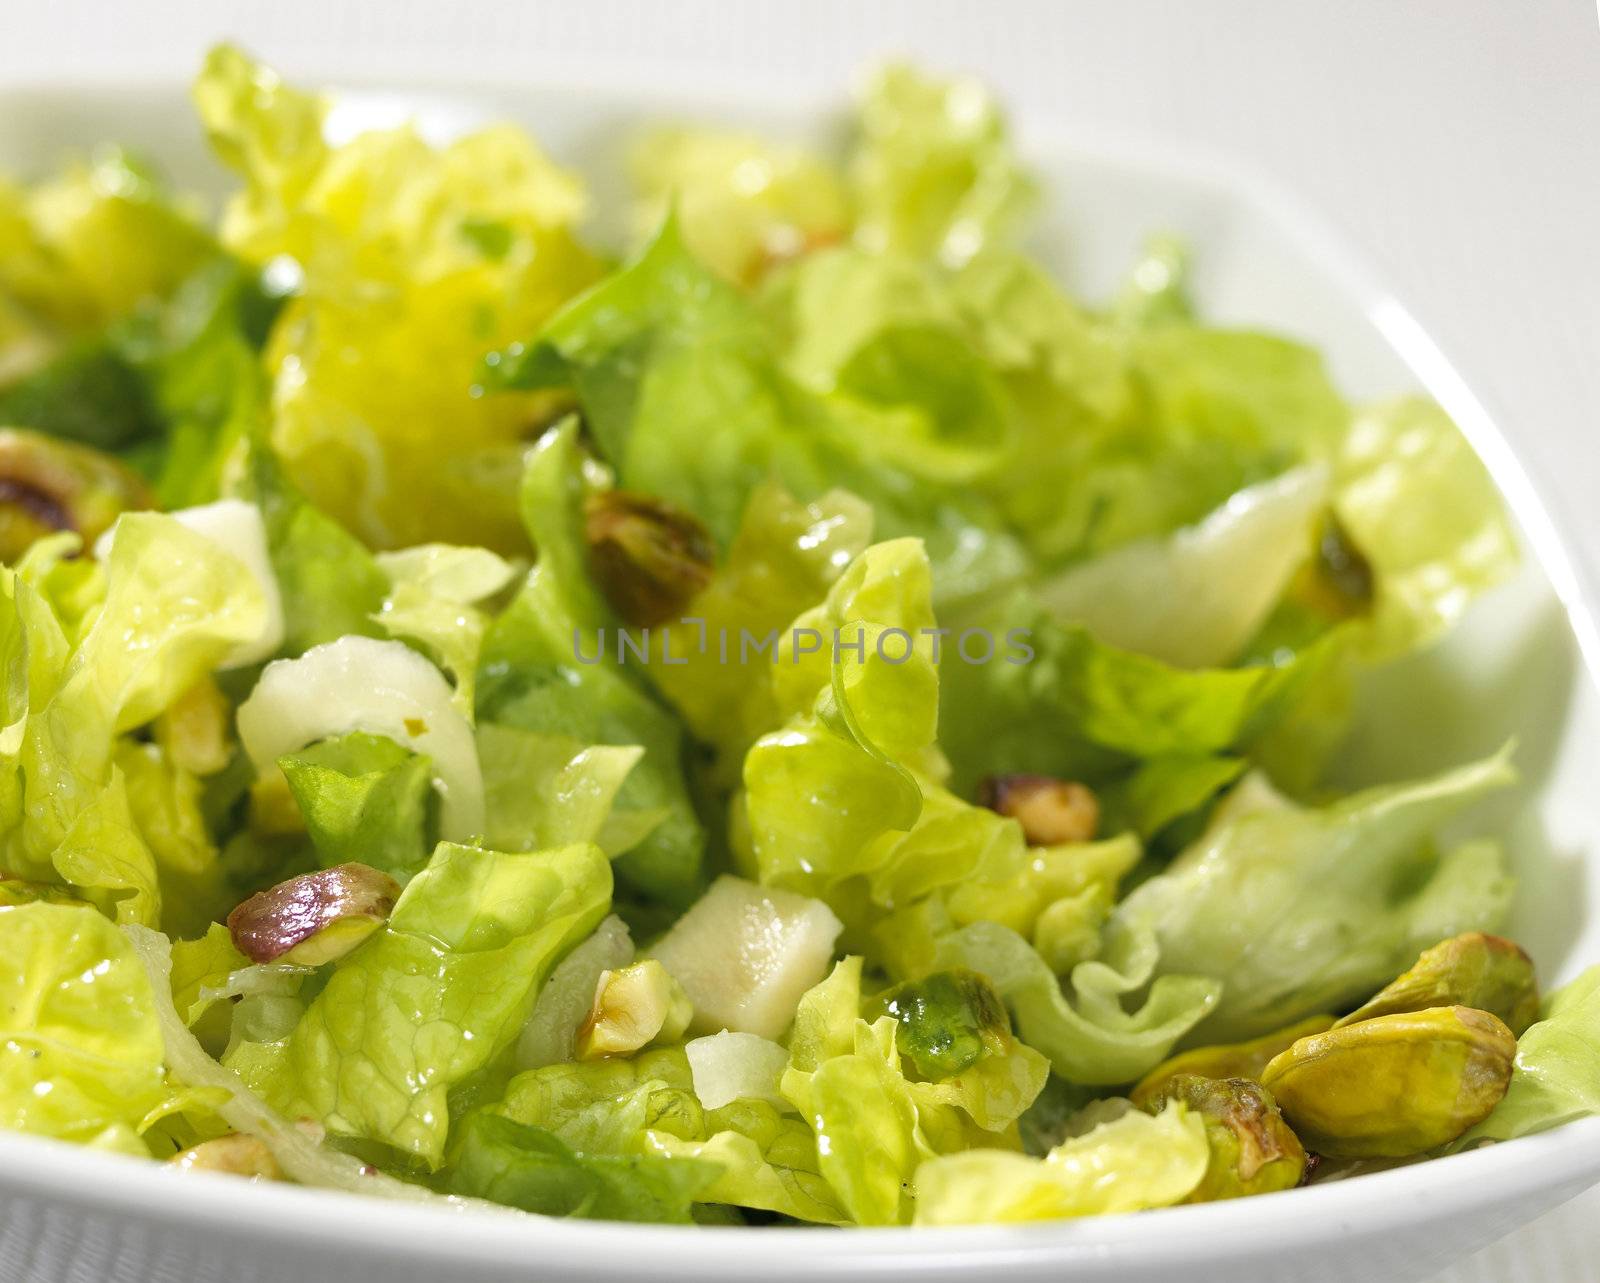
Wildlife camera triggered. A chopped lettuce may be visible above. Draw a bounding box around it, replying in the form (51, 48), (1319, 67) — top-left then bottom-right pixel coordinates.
(278, 732), (435, 881)
(0, 903), (172, 1147)
(194, 44), (601, 551)
(491, 1047), (842, 1223)
(476, 421), (704, 905)
(1451, 966), (1600, 1148)
(1333, 396), (1518, 657)
(373, 544), (515, 718)
(913, 1101), (1208, 1224)
(1111, 752), (1517, 1042)
(848, 65), (1035, 266)
(483, 218), (1029, 607)
(630, 127), (849, 285)
(446, 1112), (716, 1222)
(10, 513), (266, 925)
(228, 839), (611, 1168)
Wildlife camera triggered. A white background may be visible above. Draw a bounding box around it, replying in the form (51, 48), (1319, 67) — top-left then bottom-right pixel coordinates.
(2, 1), (1598, 1277)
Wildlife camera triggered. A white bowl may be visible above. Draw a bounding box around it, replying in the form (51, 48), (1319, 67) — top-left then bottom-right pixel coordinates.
(1, 74), (1598, 1283)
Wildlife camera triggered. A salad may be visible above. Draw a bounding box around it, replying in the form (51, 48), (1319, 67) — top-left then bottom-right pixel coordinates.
(0, 45), (1597, 1229)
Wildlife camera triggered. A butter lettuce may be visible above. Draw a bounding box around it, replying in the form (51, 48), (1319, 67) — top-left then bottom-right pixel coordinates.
(194, 44), (601, 551)
(228, 839), (611, 1168)
(1451, 965), (1600, 1148)
(446, 1112), (717, 1222)
(483, 219), (1029, 607)
(9, 514), (266, 925)
(913, 1101), (1208, 1224)
(1111, 751), (1517, 1042)
(630, 127), (849, 285)
(740, 538), (1027, 915)
(0, 903), (172, 1147)
(935, 920), (1219, 1086)
(848, 65), (1035, 266)
(476, 421), (704, 905)
(491, 1047), (843, 1223)
(278, 732), (435, 880)
(372, 544), (515, 719)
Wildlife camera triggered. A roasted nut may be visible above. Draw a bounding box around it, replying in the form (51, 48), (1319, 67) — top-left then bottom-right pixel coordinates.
(1336, 933), (1539, 1036)
(227, 862), (401, 966)
(169, 1132), (282, 1180)
(1140, 1075), (1306, 1202)
(583, 489), (715, 626)
(0, 427), (152, 562)
(1130, 1014), (1336, 1108)
(869, 968), (1012, 1079)
(977, 774), (1099, 846)
(1260, 1006), (1516, 1158)
(575, 960), (694, 1060)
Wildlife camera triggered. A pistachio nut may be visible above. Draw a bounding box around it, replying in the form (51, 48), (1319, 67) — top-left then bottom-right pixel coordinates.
(1140, 1074), (1306, 1201)
(0, 427), (152, 563)
(1336, 932), (1539, 1036)
(1260, 1006), (1516, 1158)
(170, 1132), (282, 1180)
(1130, 1014), (1336, 1108)
(583, 489), (715, 626)
(977, 774), (1099, 846)
(227, 862), (401, 966)
(575, 959), (694, 1060)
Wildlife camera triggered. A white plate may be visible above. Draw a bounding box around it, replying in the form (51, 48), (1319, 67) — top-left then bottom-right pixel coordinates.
(1, 75), (1598, 1283)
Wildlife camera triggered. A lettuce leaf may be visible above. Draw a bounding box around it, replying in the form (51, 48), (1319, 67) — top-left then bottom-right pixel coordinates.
(937, 586), (1340, 798)
(278, 732), (435, 881)
(1035, 466), (1329, 669)
(228, 839), (611, 1168)
(645, 482), (872, 775)
(935, 920), (1220, 1086)
(847, 65), (1035, 266)
(483, 219), (1029, 607)
(0, 148), (213, 352)
(11, 513), (267, 924)
(0, 903), (171, 1147)
(373, 544), (515, 719)
(476, 421), (704, 905)
(478, 724), (653, 859)
(913, 1101), (1208, 1224)
(629, 127), (849, 285)
(1451, 965), (1600, 1148)
(492, 1047), (842, 1222)
(1110, 751), (1517, 1042)
(232, 435), (390, 656)
(1333, 396), (1518, 657)
(740, 538), (1027, 915)
(446, 1112), (717, 1222)
(193, 44), (602, 551)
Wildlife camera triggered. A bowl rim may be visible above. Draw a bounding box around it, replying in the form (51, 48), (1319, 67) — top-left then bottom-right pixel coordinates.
(2, 70), (1599, 1271)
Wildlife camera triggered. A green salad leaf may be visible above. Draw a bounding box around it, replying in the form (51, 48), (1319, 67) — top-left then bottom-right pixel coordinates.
(1111, 751), (1517, 1042)
(1451, 965), (1600, 1148)
(228, 839), (611, 1168)
(446, 1112), (717, 1222)
(476, 420), (705, 906)
(0, 902), (172, 1150)
(913, 1101), (1208, 1224)
(279, 732), (435, 881)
